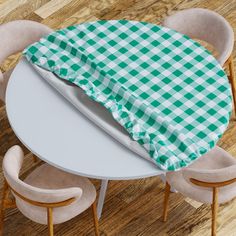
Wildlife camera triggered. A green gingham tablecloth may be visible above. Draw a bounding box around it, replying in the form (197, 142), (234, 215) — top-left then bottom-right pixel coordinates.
(23, 20), (232, 171)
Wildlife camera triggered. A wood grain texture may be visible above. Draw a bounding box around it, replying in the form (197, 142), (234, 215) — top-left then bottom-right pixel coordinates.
(0, 0), (49, 24)
(0, 0), (235, 235)
(35, 0), (74, 19)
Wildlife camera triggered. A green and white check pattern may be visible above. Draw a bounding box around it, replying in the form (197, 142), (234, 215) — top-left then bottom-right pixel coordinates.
(24, 20), (232, 171)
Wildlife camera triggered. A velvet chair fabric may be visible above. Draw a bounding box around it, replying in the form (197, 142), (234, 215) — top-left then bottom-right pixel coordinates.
(166, 146), (236, 204)
(2, 145), (96, 224)
(0, 20), (53, 101)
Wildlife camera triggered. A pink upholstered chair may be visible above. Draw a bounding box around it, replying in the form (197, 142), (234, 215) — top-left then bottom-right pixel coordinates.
(162, 146), (236, 236)
(0, 20), (53, 102)
(1, 145), (99, 236)
(162, 8), (236, 114)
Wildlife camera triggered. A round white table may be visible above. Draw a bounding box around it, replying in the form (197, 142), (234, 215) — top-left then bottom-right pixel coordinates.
(6, 58), (164, 218)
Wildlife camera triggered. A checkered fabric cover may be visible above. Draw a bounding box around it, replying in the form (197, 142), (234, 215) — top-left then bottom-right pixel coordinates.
(24, 20), (232, 171)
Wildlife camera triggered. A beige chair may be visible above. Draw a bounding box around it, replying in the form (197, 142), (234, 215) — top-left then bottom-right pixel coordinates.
(0, 20), (53, 102)
(162, 8), (236, 113)
(1, 145), (99, 236)
(162, 146), (236, 236)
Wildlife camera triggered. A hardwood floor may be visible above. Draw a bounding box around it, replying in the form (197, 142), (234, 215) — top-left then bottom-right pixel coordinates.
(0, 0), (236, 235)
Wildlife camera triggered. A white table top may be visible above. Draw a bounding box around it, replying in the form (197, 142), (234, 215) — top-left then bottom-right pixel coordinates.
(6, 58), (163, 180)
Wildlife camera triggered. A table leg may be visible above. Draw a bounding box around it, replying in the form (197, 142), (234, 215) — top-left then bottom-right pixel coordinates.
(97, 179), (109, 220)
(160, 173), (166, 183)
(160, 173), (177, 193)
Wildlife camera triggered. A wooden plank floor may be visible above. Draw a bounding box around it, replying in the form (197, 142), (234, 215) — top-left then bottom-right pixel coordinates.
(0, 0), (236, 235)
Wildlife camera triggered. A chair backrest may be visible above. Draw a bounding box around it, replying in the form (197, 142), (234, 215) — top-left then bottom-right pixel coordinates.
(2, 146), (82, 204)
(162, 8), (234, 66)
(0, 20), (53, 64)
(183, 165), (236, 186)
(183, 147), (236, 186)
(0, 20), (53, 101)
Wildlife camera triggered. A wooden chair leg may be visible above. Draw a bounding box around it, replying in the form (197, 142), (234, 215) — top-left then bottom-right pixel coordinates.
(91, 202), (100, 236)
(228, 55), (236, 116)
(162, 181), (171, 222)
(211, 187), (218, 236)
(47, 207), (54, 236)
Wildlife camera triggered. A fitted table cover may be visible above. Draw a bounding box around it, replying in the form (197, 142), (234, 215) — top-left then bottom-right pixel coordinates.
(24, 20), (232, 171)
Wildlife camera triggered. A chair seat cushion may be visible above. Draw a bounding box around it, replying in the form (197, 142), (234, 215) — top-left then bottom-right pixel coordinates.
(15, 163), (96, 224)
(166, 147), (236, 204)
